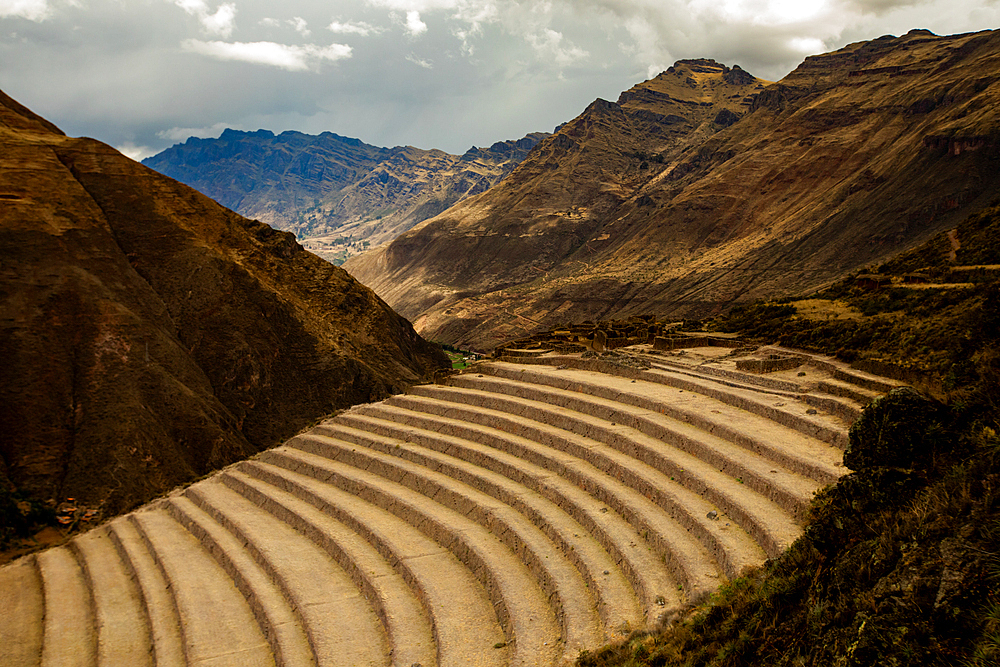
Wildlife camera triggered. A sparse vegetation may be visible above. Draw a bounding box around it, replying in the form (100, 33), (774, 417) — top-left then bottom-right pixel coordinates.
(444, 350), (469, 369)
(629, 151), (667, 164)
(437, 341), (475, 369)
(707, 203), (1000, 387)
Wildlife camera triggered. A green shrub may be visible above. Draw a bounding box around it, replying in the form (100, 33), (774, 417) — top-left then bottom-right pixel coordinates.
(844, 387), (950, 471)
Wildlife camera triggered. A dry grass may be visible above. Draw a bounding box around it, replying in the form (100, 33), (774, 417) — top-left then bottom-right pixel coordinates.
(789, 299), (863, 321)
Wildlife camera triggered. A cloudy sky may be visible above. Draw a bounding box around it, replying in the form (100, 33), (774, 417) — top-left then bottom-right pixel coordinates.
(0, 0), (996, 160)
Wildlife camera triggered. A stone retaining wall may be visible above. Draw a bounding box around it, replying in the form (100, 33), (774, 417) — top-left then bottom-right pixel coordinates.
(735, 356), (804, 374)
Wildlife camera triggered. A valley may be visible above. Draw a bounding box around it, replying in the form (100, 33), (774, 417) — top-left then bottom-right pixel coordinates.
(2, 24), (1000, 667)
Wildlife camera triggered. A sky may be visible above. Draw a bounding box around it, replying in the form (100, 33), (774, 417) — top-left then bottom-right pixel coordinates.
(0, 0), (997, 160)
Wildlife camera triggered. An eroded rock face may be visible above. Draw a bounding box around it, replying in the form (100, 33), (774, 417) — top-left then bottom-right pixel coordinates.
(348, 30), (1000, 350)
(0, 90), (447, 518)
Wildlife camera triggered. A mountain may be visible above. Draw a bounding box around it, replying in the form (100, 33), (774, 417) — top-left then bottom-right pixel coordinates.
(0, 90), (446, 523)
(142, 129), (548, 263)
(345, 30), (1000, 350)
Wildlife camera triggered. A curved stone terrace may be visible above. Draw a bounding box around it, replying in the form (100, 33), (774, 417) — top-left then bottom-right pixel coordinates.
(0, 341), (905, 667)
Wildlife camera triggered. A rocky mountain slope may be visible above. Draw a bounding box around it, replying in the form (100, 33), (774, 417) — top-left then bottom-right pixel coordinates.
(142, 128), (547, 263)
(346, 30), (1000, 351)
(0, 90), (446, 529)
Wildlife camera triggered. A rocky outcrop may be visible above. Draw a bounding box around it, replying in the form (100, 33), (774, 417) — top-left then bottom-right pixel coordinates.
(347, 30), (1000, 351)
(142, 129), (548, 262)
(0, 91), (447, 521)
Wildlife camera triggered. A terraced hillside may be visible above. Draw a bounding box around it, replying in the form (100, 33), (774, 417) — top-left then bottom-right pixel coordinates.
(0, 342), (902, 667)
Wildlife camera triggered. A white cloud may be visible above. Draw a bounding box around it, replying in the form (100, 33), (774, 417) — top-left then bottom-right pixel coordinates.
(705, 0), (831, 26)
(288, 16), (310, 36)
(451, 0), (498, 29)
(8, 0), (1000, 168)
(366, 0), (471, 10)
(201, 3), (235, 36)
(173, 0), (237, 37)
(620, 14), (670, 79)
(366, 1), (601, 64)
(567, 0), (877, 78)
(182, 39), (353, 71)
(366, 0), (503, 32)
(156, 122), (232, 143)
(844, 0), (924, 16)
(328, 19), (380, 36)
(406, 53), (433, 67)
(0, 0), (50, 21)
(116, 142), (156, 162)
(788, 35), (826, 53)
(405, 9), (427, 35)
(526, 28), (588, 67)
(453, 27), (475, 53)
(449, 3), (497, 53)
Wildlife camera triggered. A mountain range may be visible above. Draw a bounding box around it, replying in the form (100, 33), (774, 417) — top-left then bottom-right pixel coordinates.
(142, 129), (547, 264)
(2, 25), (999, 667)
(0, 90), (445, 520)
(344, 29), (1000, 350)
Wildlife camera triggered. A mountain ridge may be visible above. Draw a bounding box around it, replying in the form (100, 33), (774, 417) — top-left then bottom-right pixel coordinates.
(142, 127), (548, 263)
(345, 29), (1000, 350)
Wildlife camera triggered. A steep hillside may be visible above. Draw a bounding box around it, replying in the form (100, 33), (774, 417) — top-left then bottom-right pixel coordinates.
(347, 30), (1000, 350)
(0, 90), (446, 534)
(142, 128), (547, 263)
(575, 204), (1000, 667)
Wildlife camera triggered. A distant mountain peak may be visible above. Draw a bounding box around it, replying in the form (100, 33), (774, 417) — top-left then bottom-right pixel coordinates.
(143, 127), (548, 263)
(219, 127), (274, 140)
(672, 58), (728, 73)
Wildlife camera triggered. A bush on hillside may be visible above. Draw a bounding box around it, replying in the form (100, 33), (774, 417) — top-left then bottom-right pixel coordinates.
(844, 387), (950, 472)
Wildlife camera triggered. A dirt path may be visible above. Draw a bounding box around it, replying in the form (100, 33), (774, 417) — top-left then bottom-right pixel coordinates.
(947, 229), (960, 262)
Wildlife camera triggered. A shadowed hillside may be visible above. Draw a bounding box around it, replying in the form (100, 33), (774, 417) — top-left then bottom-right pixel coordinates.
(0, 90), (447, 540)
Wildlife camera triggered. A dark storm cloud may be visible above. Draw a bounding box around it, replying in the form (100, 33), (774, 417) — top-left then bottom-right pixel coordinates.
(0, 0), (996, 160)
